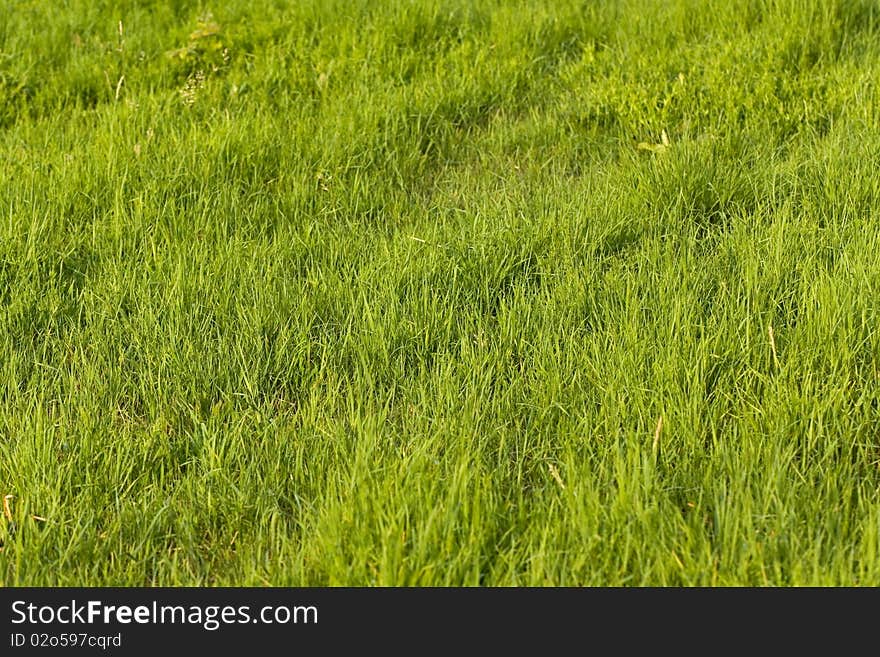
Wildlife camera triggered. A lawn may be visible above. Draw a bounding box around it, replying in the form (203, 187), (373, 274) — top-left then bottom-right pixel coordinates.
(2, 0), (880, 585)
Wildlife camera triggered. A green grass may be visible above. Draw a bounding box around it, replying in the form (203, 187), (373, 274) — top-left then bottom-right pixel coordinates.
(2, 0), (880, 585)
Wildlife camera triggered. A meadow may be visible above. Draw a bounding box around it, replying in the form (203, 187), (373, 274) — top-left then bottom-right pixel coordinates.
(2, 0), (880, 585)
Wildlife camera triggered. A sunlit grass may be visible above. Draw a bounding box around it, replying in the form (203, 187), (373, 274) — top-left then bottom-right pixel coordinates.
(2, 0), (880, 585)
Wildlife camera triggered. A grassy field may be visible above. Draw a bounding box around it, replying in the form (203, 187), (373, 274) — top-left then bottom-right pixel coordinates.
(2, 0), (880, 586)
